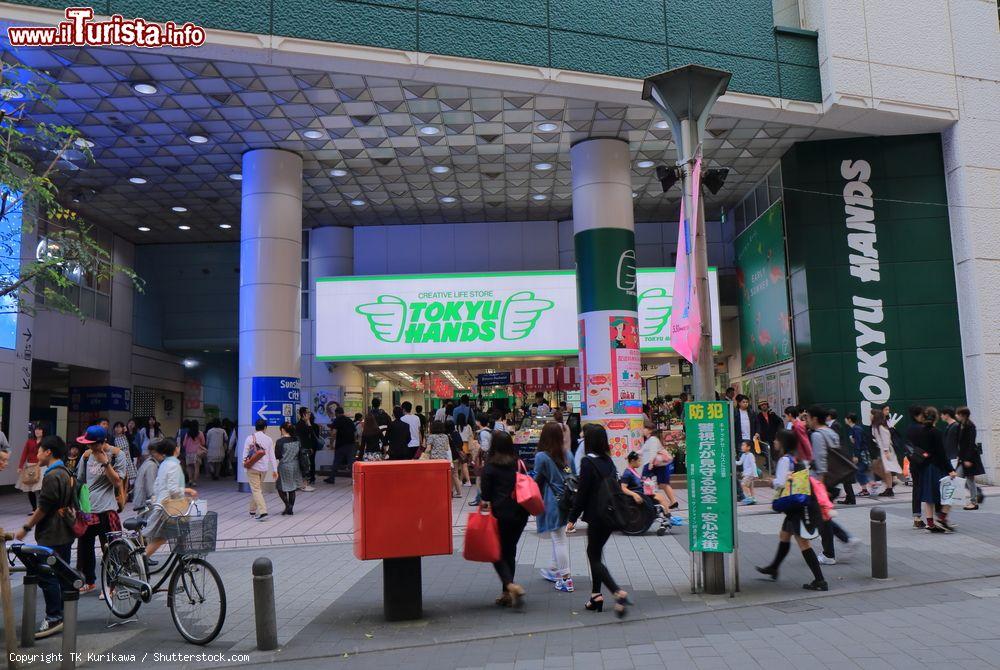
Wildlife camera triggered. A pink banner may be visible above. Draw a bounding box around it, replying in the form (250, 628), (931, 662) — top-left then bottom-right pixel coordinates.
(669, 156), (703, 363)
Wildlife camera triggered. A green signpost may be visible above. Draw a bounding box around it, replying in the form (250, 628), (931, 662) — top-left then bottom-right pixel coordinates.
(684, 400), (738, 594)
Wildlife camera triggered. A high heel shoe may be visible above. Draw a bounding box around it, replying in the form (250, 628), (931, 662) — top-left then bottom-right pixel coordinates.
(584, 595), (604, 612)
(506, 583), (525, 608)
(614, 591), (631, 618)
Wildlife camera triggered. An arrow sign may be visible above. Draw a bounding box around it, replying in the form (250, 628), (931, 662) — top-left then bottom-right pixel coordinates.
(256, 404), (283, 421)
(251, 376), (301, 427)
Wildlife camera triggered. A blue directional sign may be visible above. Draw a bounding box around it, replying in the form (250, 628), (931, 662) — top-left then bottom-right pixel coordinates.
(477, 372), (511, 387)
(251, 376), (300, 426)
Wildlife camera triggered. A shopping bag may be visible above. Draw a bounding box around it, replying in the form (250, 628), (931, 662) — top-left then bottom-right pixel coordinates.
(463, 506), (501, 562)
(939, 476), (967, 507)
(515, 460), (545, 515)
(772, 468), (811, 512)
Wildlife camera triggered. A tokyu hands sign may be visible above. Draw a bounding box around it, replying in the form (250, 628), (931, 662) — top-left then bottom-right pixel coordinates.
(316, 269), (720, 362)
(355, 291), (554, 344)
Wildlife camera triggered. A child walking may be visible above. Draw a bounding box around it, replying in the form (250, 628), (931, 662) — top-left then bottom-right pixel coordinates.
(737, 440), (758, 505)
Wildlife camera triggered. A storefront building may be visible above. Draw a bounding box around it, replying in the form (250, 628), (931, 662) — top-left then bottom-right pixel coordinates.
(0, 1), (996, 480)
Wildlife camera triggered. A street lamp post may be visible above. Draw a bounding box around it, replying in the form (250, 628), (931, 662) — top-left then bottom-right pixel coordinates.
(643, 64), (731, 595)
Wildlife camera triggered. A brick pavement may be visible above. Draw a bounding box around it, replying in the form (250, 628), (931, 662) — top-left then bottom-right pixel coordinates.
(8, 492), (1000, 669)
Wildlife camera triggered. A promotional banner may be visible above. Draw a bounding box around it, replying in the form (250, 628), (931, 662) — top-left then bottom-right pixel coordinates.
(670, 156), (703, 364)
(250, 376), (300, 427)
(685, 400), (735, 554)
(734, 201), (792, 372)
(574, 228), (637, 312)
(316, 270), (720, 361)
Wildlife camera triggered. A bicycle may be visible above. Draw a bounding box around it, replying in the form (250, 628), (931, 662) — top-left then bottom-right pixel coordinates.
(100, 503), (226, 645)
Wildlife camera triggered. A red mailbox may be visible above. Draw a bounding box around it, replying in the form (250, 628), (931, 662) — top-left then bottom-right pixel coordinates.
(353, 460), (453, 560)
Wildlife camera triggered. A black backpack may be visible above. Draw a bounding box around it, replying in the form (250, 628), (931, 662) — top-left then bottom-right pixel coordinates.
(593, 463), (635, 530)
(558, 468), (579, 516)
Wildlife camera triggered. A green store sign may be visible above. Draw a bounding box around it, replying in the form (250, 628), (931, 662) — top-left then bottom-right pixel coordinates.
(685, 401), (736, 554)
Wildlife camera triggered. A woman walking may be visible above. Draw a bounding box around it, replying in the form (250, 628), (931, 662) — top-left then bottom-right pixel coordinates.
(359, 414), (385, 461)
(755, 429), (829, 591)
(568, 423), (632, 617)
(870, 409), (901, 497)
(455, 413), (473, 486)
(914, 406), (956, 532)
(16, 423), (45, 511)
(447, 419), (465, 495)
(274, 423), (303, 515)
(137, 417), (162, 462)
(640, 420), (678, 508)
(956, 407), (984, 509)
(181, 420), (206, 486)
(534, 422), (575, 593)
(204, 420), (228, 480)
(479, 431), (529, 607)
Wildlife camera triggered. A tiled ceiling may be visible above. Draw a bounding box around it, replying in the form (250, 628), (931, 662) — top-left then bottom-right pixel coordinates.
(2, 45), (842, 245)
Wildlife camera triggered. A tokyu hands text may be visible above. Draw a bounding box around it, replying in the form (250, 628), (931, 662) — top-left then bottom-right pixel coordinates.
(11, 652), (251, 664)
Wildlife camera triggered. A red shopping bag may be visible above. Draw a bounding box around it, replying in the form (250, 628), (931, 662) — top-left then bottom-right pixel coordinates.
(515, 460), (545, 515)
(463, 506), (501, 562)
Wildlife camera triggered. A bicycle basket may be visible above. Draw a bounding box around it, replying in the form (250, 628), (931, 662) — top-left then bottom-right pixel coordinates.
(165, 511), (218, 555)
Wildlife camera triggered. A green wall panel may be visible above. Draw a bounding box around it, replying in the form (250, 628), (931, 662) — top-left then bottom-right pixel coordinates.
(419, 13), (548, 67)
(110, 0), (270, 34)
(273, 1), (416, 52)
(781, 134), (965, 422)
(549, 0), (665, 43)
(668, 47), (781, 98)
(11, 0), (820, 102)
(419, 0), (546, 27)
(550, 31), (668, 80)
(666, 0), (775, 60)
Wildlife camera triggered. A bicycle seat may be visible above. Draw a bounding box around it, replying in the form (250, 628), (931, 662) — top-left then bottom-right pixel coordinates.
(123, 517), (147, 531)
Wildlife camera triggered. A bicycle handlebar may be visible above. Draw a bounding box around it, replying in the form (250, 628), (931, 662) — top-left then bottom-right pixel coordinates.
(141, 499), (199, 519)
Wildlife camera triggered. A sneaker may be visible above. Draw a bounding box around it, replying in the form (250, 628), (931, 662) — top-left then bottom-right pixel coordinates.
(803, 580), (829, 591)
(926, 524), (947, 534)
(913, 518), (926, 529)
(938, 518), (956, 532)
(554, 578), (575, 593)
(818, 555), (837, 565)
(878, 489), (895, 497)
(35, 620), (63, 639)
(78, 583), (96, 595)
(539, 568), (559, 583)
(299, 485), (316, 492)
(256, 513), (269, 522)
(468, 497), (481, 507)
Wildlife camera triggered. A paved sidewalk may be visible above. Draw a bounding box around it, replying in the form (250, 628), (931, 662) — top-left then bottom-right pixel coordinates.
(8, 492), (1000, 669)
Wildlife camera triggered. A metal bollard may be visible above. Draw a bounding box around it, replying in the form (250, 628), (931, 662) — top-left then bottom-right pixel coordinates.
(20, 574), (37, 648)
(870, 507), (888, 579)
(252, 557), (278, 651)
(60, 590), (79, 670)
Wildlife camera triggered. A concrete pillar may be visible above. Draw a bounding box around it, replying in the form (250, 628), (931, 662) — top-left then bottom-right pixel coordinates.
(570, 138), (643, 467)
(237, 149), (302, 489)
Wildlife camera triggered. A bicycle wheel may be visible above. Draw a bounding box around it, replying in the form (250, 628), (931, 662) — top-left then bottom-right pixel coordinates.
(168, 557), (226, 645)
(100, 539), (145, 619)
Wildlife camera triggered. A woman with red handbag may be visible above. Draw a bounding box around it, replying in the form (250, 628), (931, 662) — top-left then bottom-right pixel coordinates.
(479, 431), (529, 607)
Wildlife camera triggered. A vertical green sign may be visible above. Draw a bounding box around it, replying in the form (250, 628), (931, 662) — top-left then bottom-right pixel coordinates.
(685, 401), (735, 553)
(574, 227), (638, 312)
(734, 201), (792, 372)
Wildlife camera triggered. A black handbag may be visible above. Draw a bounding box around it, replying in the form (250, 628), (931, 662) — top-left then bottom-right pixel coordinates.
(905, 443), (927, 467)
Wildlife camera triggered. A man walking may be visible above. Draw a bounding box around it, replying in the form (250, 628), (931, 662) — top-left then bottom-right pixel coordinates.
(326, 407), (358, 484)
(806, 406), (860, 564)
(74, 425), (128, 594)
(16, 436), (75, 639)
(400, 402), (422, 457)
(295, 408), (320, 491)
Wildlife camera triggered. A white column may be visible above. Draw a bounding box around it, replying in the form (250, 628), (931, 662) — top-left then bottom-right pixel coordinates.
(237, 149), (302, 489)
(570, 138), (642, 469)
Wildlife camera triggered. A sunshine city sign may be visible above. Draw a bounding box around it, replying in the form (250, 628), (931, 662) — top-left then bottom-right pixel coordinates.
(315, 269), (720, 362)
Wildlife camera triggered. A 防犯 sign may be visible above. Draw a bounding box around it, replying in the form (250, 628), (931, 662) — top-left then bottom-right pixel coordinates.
(684, 401), (735, 554)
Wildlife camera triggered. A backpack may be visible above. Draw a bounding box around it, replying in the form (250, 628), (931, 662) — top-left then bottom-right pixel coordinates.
(294, 440), (311, 474)
(243, 434), (265, 468)
(558, 468), (579, 516)
(591, 457), (634, 530)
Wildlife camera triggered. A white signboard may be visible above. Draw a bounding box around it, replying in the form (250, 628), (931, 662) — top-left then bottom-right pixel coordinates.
(316, 269), (721, 362)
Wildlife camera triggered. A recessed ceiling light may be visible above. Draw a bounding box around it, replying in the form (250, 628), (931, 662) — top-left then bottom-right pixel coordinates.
(177, 225), (191, 231)
(219, 224), (232, 229)
(187, 134), (208, 144)
(182, 358), (198, 368)
(129, 177), (147, 185)
(74, 138), (94, 149)
(0, 87), (23, 101)
(536, 122), (559, 132)
(228, 173), (242, 181)
(330, 169), (348, 177)
(302, 129), (325, 140)
(132, 83), (158, 95)
(418, 126), (440, 135)
(654, 120), (669, 130)
(350, 199), (365, 207)
(137, 226), (151, 232)
(636, 160), (655, 168)
(440, 196), (457, 204)
(430, 165), (450, 174)
(534, 162), (553, 171)
(531, 194), (547, 201)
(172, 206), (188, 213)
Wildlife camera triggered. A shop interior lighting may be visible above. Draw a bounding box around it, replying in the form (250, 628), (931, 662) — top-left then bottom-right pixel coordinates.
(395, 371), (416, 383)
(439, 370), (462, 387)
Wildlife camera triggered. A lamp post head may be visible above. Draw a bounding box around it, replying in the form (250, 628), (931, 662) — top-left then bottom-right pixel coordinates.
(642, 65), (731, 154)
